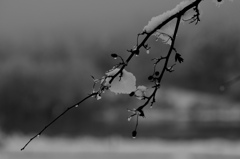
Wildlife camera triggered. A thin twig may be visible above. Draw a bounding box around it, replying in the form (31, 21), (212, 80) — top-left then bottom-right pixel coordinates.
(138, 14), (182, 111)
(20, 93), (97, 151)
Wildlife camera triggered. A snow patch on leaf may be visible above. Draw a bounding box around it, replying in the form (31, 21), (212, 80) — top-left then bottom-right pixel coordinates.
(105, 68), (136, 94)
(135, 86), (147, 100)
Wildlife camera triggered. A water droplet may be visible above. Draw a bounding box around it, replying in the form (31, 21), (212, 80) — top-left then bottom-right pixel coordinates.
(114, 57), (117, 60)
(75, 105), (79, 108)
(37, 135), (40, 138)
(146, 50), (150, 54)
(127, 117), (132, 121)
(150, 106), (153, 109)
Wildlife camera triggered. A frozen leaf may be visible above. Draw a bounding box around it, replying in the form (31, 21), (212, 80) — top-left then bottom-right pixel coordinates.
(135, 86), (147, 100)
(105, 68), (136, 94)
(96, 94), (102, 100)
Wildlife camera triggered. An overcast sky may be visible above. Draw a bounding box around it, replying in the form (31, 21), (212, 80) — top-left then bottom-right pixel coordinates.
(0, 0), (239, 45)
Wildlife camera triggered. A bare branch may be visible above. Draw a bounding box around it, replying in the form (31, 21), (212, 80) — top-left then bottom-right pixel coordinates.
(21, 0), (204, 150)
(20, 93), (97, 151)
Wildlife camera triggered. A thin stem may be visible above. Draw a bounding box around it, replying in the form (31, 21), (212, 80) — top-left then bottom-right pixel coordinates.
(20, 93), (97, 151)
(138, 15), (182, 110)
(157, 15), (182, 84)
(134, 114), (139, 131)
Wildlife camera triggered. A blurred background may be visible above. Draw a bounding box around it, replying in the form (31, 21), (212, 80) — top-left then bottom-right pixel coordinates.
(0, 0), (240, 159)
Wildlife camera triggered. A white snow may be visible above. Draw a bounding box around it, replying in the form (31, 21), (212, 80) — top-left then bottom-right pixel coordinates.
(105, 68), (136, 94)
(135, 85), (147, 100)
(143, 0), (194, 33)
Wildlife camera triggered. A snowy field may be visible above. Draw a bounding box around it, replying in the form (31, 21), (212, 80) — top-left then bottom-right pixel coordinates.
(1, 136), (240, 159)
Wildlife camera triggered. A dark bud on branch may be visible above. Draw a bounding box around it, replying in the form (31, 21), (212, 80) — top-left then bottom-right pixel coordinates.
(137, 109), (145, 118)
(133, 49), (140, 55)
(148, 75), (153, 81)
(155, 71), (160, 76)
(129, 92), (135, 97)
(132, 130), (137, 138)
(111, 53), (118, 58)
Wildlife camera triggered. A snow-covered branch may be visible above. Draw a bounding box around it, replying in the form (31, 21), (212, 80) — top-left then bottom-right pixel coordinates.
(21, 0), (233, 150)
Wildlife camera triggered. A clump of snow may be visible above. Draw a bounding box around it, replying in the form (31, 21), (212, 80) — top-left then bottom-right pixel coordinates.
(143, 0), (194, 33)
(96, 94), (102, 100)
(104, 68), (136, 94)
(135, 86), (147, 100)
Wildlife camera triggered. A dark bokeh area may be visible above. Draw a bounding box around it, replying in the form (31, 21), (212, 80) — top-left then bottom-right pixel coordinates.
(0, 0), (240, 141)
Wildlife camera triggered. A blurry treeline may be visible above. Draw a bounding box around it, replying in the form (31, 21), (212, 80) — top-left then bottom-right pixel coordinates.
(0, 24), (240, 139)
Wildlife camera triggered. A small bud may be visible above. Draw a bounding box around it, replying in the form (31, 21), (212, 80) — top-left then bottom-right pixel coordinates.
(129, 92), (135, 97)
(148, 76), (153, 81)
(111, 53), (118, 58)
(133, 49), (139, 55)
(132, 130), (137, 138)
(155, 71), (160, 76)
